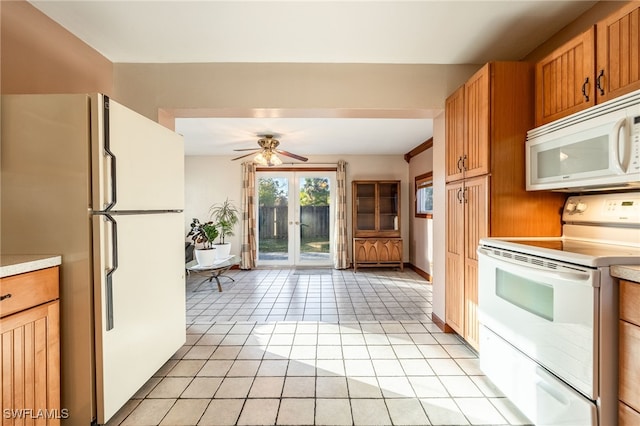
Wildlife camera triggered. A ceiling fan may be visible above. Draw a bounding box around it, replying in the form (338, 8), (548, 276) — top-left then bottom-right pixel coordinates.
(231, 134), (308, 166)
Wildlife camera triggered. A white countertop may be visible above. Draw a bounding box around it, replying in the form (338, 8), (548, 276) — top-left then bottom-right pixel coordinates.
(611, 265), (640, 283)
(0, 255), (62, 278)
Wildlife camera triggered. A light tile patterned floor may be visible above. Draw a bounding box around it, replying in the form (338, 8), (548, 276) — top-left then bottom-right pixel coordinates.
(107, 268), (531, 426)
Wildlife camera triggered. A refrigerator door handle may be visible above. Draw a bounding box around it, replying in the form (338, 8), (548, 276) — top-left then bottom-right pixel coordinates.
(103, 96), (117, 211)
(104, 214), (118, 330)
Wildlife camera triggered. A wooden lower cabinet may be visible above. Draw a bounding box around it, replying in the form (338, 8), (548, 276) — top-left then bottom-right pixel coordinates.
(445, 177), (487, 350)
(353, 238), (403, 272)
(620, 279), (640, 423)
(620, 401), (640, 425)
(445, 181), (464, 335)
(0, 267), (61, 425)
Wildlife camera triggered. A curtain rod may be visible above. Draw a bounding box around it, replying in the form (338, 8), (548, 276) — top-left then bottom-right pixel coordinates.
(255, 162), (342, 171)
(255, 162), (341, 167)
(281, 162), (341, 165)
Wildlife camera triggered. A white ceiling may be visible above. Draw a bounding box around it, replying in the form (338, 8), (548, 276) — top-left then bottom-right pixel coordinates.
(29, 0), (598, 157)
(177, 116), (435, 157)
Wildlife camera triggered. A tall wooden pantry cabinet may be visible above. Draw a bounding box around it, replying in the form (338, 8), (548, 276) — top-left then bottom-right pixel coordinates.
(352, 180), (403, 271)
(444, 62), (566, 350)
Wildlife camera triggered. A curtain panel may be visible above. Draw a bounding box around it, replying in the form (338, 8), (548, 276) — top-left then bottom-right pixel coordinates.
(240, 162), (257, 269)
(333, 160), (349, 269)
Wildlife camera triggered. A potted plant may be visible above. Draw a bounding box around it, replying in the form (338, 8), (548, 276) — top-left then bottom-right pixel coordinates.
(209, 198), (239, 259)
(187, 218), (219, 266)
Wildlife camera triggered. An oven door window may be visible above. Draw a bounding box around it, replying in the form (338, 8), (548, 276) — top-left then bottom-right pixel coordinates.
(496, 269), (553, 321)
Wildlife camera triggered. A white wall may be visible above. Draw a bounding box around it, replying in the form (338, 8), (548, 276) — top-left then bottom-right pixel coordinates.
(431, 112), (446, 322)
(184, 154), (410, 261)
(408, 147), (433, 278)
(184, 156), (244, 253)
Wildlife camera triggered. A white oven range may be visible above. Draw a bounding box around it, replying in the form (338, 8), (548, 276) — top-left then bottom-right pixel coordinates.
(478, 192), (640, 426)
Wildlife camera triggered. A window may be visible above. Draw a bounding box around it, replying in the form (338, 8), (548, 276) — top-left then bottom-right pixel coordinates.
(415, 172), (433, 218)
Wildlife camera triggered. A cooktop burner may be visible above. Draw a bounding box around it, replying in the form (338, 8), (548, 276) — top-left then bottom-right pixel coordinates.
(481, 237), (640, 267)
(481, 192), (640, 268)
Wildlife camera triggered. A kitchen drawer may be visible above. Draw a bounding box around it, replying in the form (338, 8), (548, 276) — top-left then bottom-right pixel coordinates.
(621, 280), (640, 327)
(0, 266), (59, 318)
(619, 401), (640, 426)
(619, 319), (640, 413)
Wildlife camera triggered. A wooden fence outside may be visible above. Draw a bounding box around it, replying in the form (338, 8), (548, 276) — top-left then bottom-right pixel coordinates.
(259, 205), (329, 239)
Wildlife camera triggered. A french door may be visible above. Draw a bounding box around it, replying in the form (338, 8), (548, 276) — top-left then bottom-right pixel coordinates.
(256, 171), (335, 266)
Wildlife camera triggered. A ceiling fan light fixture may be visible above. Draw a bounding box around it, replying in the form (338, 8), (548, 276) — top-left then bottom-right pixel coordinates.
(254, 150), (282, 167)
(233, 134), (308, 164)
(253, 152), (268, 166)
(268, 153), (283, 166)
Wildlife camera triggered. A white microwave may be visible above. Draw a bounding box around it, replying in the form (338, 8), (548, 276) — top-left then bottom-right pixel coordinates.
(527, 89), (640, 192)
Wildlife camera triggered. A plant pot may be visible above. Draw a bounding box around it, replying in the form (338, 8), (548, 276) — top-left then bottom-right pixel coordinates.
(195, 248), (216, 266)
(214, 243), (231, 259)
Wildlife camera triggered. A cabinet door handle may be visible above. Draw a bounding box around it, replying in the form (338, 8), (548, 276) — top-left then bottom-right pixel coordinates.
(581, 77), (589, 102)
(456, 156), (463, 172)
(596, 70), (605, 96)
(463, 187), (468, 203)
(456, 188), (463, 204)
(0, 293), (12, 301)
(461, 154), (467, 171)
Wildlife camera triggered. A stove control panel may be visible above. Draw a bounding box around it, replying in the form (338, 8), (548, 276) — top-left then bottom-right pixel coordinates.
(563, 192), (640, 224)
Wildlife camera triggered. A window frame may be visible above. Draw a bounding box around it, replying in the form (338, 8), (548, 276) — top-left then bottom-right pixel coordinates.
(414, 171), (433, 219)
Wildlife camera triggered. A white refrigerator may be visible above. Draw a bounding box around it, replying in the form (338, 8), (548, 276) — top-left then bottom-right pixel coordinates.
(1, 94), (186, 424)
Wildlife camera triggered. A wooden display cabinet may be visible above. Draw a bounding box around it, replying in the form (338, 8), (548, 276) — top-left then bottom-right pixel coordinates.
(352, 180), (403, 271)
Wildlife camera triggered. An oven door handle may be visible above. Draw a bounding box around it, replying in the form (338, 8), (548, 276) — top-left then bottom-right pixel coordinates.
(478, 247), (592, 282)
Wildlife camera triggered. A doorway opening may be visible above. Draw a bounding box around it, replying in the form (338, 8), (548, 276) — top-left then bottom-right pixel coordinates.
(256, 171), (335, 266)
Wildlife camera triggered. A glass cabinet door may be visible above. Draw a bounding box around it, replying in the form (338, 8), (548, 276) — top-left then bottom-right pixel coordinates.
(355, 183), (376, 231)
(378, 182), (399, 231)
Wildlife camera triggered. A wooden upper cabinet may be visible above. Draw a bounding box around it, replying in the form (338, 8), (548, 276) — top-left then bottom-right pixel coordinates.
(535, 27), (595, 126)
(445, 85), (465, 183)
(596, 2), (640, 103)
(535, 2), (640, 126)
(464, 64), (491, 180)
(444, 65), (490, 182)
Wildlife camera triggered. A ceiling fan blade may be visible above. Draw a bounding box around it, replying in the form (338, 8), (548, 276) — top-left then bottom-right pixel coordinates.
(276, 149), (308, 162)
(233, 148), (260, 151)
(231, 151), (259, 161)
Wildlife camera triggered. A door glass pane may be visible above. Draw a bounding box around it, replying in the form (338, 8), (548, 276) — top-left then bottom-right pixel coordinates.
(299, 177), (331, 262)
(258, 177), (289, 261)
(496, 269), (554, 321)
(379, 183), (399, 231)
